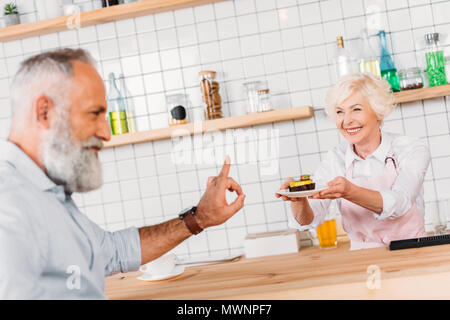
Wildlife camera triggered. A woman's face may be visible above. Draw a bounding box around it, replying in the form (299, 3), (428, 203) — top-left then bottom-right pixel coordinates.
(335, 91), (381, 146)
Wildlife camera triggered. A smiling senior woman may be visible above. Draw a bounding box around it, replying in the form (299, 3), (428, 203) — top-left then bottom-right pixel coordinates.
(276, 73), (431, 250)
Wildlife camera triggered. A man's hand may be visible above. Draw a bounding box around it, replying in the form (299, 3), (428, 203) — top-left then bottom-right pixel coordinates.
(195, 156), (246, 229)
(309, 176), (354, 200)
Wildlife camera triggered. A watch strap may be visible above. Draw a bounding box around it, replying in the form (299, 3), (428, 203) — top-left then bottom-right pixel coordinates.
(181, 207), (203, 235)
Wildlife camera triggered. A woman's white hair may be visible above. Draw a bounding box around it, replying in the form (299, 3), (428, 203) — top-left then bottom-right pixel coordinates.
(324, 72), (396, 124)
(10, 48), (97, 130)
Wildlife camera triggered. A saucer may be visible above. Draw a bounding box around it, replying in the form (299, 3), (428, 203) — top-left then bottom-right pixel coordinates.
(137, 265), (185, 281)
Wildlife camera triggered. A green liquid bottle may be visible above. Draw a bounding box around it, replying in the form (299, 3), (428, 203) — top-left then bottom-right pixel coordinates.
(381, 69), (401, 92)
(425, 51), (447, 87)
(424, 33), (448, 87)
(378, 30), (400, 92)
(107, 72), (129, 135)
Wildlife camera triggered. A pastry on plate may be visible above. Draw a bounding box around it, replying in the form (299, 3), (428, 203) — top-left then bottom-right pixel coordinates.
(288, 174), (315, 192)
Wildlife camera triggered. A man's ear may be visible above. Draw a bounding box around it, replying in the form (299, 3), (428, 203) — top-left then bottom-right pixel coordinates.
(35, 95), (55, 129)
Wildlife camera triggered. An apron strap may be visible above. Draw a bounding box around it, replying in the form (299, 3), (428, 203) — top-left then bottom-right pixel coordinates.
(346, 151), (399, 179)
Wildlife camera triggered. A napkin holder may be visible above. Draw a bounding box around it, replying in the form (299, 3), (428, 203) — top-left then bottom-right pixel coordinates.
(244, 229), (313, 258)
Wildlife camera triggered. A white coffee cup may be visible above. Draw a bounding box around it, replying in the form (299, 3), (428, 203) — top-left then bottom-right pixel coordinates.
(139, 254), (176, 276)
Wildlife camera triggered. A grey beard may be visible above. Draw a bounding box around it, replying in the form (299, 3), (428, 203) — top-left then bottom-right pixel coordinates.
(41, 117), (104, 193)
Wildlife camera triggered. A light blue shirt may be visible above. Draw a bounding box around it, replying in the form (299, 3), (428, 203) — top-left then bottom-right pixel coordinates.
(0, 140), (142, 299)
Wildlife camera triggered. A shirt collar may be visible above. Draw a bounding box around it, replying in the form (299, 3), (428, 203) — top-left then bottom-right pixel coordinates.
(0, 139), (60, 193)
(344, 130), (392, 170)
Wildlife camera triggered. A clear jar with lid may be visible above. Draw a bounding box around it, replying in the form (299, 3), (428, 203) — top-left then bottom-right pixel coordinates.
(422, 69), (429, 88)
(258, 89), (273, 112)
(243, 80), (268, 114)
(166, 93), (190, 126)
(199, 70), (222, 120)
(398, 68), (424, 91)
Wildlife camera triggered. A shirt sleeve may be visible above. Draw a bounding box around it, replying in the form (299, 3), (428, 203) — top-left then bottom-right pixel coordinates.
(375, 140), (431, 220)
(288, 149), (336, 230)
(0, 202), (46, 299)
(88, 221), (142, 276)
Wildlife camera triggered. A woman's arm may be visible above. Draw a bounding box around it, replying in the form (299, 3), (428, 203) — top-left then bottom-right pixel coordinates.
(276, 147), (337, 228)
(310, 176), (383, 213)
(291, 198), (316, 225)
(276, 177), (315, 225)
(377, 142), (430, 219)
(310, 141), (431, 219)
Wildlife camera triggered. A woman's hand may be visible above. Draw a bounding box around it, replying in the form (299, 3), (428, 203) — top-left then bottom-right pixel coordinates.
(275, 177), (304, 202)
(275, 177), (313, 225)
(309, 176), (354, 200)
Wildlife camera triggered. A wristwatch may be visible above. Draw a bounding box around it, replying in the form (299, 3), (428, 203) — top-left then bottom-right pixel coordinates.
(179, 206), (203, 235)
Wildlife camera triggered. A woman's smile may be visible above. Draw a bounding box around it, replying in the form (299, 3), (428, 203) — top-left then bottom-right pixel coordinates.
(345, 126), (363, 135)
(334, 92), (383, 159)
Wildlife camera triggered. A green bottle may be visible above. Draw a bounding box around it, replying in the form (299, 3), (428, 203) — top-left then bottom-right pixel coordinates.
(107, 72), (129, 135)
(424, 33), (447, 87)
(378, 30), (400, 92)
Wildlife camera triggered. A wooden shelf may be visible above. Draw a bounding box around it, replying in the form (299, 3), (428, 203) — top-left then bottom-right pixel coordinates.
(394, 84), (450, 104)
(104, 83), (450, 149)
(0, 0), (225, 42)
(104, 106), (314, 148)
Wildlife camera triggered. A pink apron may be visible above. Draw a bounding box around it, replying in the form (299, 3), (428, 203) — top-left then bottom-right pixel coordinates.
(340, 152), (426, 250)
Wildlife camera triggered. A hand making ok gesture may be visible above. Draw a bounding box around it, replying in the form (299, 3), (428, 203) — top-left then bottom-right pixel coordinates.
(195, 156), (246, 229)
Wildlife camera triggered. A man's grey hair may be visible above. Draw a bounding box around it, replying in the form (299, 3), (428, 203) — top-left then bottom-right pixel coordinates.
(10, 48), (97, 129)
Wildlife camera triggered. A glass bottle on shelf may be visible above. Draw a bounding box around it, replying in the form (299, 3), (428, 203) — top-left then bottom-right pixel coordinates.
(424, 33), (447, 87)
(378, 30), (400, 92)
(331, 36), (355, 81)
(118, 74), (135, 133)
(199, 70), (223, 120)
(107, 72), (129, 135)
(166, 94), (190, 126)
(358, 28), (381, 77)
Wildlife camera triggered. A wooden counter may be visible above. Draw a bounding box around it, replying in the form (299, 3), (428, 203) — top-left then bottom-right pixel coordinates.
(105, 241), (450, 300)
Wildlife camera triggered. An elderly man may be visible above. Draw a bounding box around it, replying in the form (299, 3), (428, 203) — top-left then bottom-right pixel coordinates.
(0, 48), (246, 299)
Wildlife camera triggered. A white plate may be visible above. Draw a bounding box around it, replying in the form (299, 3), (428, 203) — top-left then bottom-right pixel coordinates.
(137, 265), (185, 281)
(276, 186), (327, 198)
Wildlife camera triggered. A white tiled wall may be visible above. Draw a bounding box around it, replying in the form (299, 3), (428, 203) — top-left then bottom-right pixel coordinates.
(0, 0), (450, 259)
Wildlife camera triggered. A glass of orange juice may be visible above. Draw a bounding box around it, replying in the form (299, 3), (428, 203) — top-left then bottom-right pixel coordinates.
(316, 218), (337, 249)
(316, 202), (338, 249)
